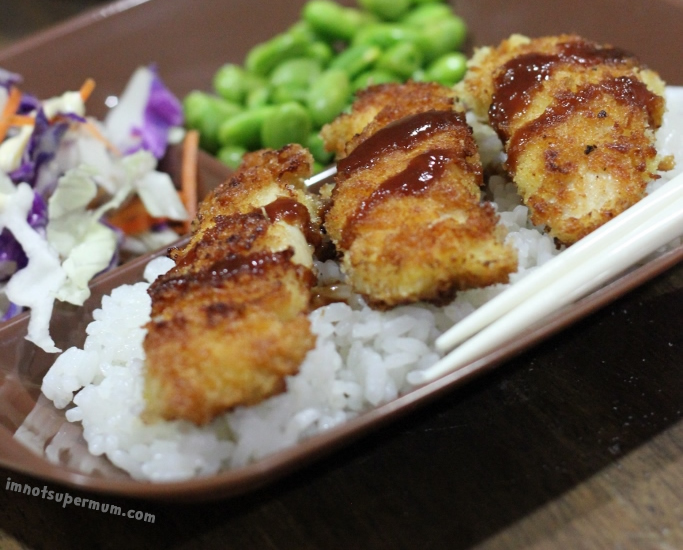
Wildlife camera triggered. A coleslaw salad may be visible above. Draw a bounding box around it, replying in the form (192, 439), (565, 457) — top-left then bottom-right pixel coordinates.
(0, 65), (190, 352)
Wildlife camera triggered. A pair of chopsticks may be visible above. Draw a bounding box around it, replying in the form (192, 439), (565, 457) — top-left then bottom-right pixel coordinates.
(408, 171), (683, 385)
(305, 164), (337, 188)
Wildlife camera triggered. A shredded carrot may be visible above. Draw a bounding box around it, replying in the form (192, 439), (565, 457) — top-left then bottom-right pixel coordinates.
(0, 78), (95, 143)
(180, 129), (199, 233)
(79, 78), (96, 102)
(81, 119), (121, 155)
(107, 195), (165, 236)
(0, 86), (23, 143)
(7, 114), (35, 127)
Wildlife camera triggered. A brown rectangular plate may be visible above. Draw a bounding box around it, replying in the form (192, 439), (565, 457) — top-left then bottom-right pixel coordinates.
(0, 0), (681, 502)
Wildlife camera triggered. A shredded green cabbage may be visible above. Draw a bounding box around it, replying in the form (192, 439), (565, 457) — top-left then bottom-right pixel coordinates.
(47, 166), (125, 306)
(0, 183), (66, 352)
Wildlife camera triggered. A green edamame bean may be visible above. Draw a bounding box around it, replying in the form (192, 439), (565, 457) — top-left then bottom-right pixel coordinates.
(351, 69), (401, 92)
(357, 0), (412, 21)
(269, 57), (322, 105)
(245, 31), (311, 77)
(213, 64), (266, 104)
(306, 69), (351, 127)
(302, 0), (377, 42)
(217, 144), (247, 170)
(400, 4), (454, 27)
(245, 86), (271, 109)
(424, 52), (468, 86)
(218, 106), (275, 150)
(306, 131), (334, 165)
(183, 91), (242, 153)
(270, 57), (322, 88)
(183, 91), (214, 128)
(287, 20), (320, 43)
(270, 83), (309, 105)
(286, 23), (336, 66)
(417, 16), (468, 62)
(375, 41), (423, 79)
(306, 41), (335, 67)
(352, 23), (421, 50)
(329, 44), (382, 79)
(410, 68), (427, 82)
(261, 102), (312, 150)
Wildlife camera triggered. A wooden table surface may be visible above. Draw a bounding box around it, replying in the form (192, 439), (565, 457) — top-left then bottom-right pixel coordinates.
(0, 2), (681, 549)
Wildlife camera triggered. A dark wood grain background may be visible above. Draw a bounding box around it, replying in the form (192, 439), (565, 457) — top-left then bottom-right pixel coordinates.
(0, 2), (681, 548)
(1, 258), (680, 549)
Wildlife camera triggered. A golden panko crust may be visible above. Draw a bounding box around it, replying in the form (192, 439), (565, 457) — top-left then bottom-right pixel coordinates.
(321, 80), (459, 160)
(322, 82), (518, 308)
(143, 144), (320, 425)
(456, 34), (667, 245)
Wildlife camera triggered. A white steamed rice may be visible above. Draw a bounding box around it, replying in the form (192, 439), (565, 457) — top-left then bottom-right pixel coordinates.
(35, 87), (683, 482)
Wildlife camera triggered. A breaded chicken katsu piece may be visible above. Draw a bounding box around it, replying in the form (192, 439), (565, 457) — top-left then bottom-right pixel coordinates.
(143, 144), (321, 425)
(321, 81), (457, 159)
(321, 82), (518, 308)
(456, 34), (667, 245)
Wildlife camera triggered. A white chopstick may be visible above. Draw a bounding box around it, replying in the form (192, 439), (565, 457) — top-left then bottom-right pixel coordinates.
(305, 164), (337, 187)
(436, 172), (683, 352)
(409, 172), (683, 385)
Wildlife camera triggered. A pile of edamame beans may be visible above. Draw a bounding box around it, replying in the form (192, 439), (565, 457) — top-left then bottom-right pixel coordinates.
(183, 0), (468, 172)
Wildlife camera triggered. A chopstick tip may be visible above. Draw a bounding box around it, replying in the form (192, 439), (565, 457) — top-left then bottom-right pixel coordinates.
(434, 333), (455, 353)
(406, 370), (429, 386)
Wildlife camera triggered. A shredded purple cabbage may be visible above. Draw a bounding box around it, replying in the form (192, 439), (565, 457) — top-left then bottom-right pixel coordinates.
(0, 192), (46, 319)
(28, 191), (48, 234)
(0, 229), (26, 281)
(0, 65), (183, 325)
(9, 109), (69, 187)
(16, 92), (40, 115)
(134, 67), (184, 158)
(99, 219), (124, 275)
(0, 191), (47, 283)
(0, 68), (21, 90)
(1, 301), (21, 321)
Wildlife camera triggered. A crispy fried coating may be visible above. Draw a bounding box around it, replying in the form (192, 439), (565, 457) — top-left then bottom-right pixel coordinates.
(322, 83), (517, 308)
(320, 81), (459, 160)
(143, 145), (320, 425)
(456, 34), (667, 245)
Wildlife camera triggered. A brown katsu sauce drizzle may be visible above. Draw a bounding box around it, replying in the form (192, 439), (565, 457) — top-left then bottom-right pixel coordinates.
(264, 196), (322, 248)
(152, 250), (295, 294)
(337, 110), (465, 175)
(560, 40), (634, 65)
(340, 149), (456, 249)
(169, 195), (321, 273)
(209, 251), (286, 280)
(489, 39), (636, 140)
(505, 76), (662, 173)
(310, 284), (353, 309)
(263, 197), (308, 225)
(171, 213), (268, 269)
